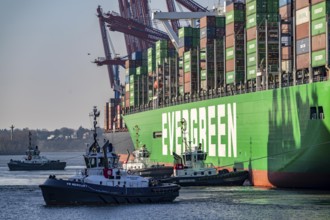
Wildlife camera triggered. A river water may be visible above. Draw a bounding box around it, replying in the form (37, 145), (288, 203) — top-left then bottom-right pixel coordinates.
(1, 152), (330, 220)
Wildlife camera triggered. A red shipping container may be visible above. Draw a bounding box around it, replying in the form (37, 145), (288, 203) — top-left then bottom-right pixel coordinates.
(296, 53), (310, 70)
(295, 0), (310, 10)
(184, 73), (191, 83)
(226, 59), (235, 72)
(178, 47), (185, 57)
(226, 3), (234, 12)
(312, 34), (326, 52)
(184, 82), (191, 93)
(200, 61), (206, 70)
(296, 23), (309, 40)
(226, 35), (235, 48)
(200, 38), (214, 48)
(247, 26), (257, 41)
(200, 16), (216, 28)
(311, 0), (325, 5)
(282, 46), (292, 60)
(226, 22), (244, 36)
(179, 76), (184, 84)
(280, 4), (292, 20)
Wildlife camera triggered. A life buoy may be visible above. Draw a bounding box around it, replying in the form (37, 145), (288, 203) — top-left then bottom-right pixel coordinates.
(28, 155), (32, 160)
(127, 170), (132, 175)
(103, 168), (112, 178)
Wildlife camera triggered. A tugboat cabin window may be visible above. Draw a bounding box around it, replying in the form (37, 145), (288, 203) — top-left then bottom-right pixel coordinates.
(197, 152), (207, 161)
(88, 158), (97, 168)
(98, 158), (105, 167)
(184, 155), (191, 162)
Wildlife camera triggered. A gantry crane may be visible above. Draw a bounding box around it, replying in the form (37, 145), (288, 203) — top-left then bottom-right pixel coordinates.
(95, 0), (212, 132)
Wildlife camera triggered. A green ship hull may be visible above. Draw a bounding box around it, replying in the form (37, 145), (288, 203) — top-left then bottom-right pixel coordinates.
(123, 80), (330, 188)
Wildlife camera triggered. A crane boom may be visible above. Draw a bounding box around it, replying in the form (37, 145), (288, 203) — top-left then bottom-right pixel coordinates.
(102, 12), (169, 42)
(175, 0), (208, 12)
(97, 6), (115, 90)
(166, 0), (180, 33)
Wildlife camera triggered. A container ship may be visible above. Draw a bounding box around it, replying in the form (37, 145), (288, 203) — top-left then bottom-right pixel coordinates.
(105, 0), (330, 188)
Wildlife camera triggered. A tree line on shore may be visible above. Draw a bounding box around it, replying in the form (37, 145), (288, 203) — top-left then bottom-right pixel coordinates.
(0, 127), (101, 155)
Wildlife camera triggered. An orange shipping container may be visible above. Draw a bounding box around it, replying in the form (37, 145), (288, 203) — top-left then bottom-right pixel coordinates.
(312, 34), (326, 52)
(296, 53), (310, 70)
(226, 59), (235, 72)
(295, 0), (310, 10)
(296, 22), (309, 40)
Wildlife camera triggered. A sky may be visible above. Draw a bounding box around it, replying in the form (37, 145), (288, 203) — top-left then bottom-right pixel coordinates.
(0, 0), (220, 131)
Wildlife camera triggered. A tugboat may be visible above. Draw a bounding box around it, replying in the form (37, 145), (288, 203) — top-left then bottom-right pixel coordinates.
(122, 125), (173, 179)
(39, 107), (180, 205)
(7, 132), (66, 171)
(161, 119), (249, 186)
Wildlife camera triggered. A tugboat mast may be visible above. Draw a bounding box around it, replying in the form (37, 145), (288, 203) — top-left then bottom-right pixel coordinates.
(90, 106), (101, 150)
(28, 131), (32, 150)
(180, 118), (189, 152)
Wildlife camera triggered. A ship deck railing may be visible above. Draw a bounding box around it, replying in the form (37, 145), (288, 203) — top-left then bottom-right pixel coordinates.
(124, 76), (328, 115)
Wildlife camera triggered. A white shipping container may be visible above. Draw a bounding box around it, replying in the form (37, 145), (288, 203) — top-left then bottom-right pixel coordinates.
(282, 60), (293, 72)
(296, 7), (310, 25)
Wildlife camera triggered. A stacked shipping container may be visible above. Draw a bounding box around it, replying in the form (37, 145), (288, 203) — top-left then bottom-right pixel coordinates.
(155, 40), (177, 104)
(178, 27), (200, 95)
(104, 98), (122, 131)
(225, 1), (245, 85)
(245, 0), (279, 85)
(200, 16), (226, 92)
(280, 0), (293, 74)
(147, 47), (156, 102)
(295, 0), (310, 71)
(311, 0), (329, 68)
(135, 50), (148, 106)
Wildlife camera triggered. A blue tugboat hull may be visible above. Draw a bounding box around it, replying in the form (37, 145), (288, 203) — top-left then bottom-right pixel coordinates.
(161, 170), (249, 187)
(7, 161), (66, 171)
(39, 177), (180, 205)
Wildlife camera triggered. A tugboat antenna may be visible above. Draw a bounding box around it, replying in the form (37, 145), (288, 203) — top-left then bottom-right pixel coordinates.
(28, 131), (32, 149)
(10, 125), (14, 141)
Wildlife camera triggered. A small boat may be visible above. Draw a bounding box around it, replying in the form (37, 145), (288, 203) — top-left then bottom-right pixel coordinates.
(39, 107), (180, 205)
(122, 125), (173, 179)
(160, 119), (249, 187)
(7, 132), (66, 171)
